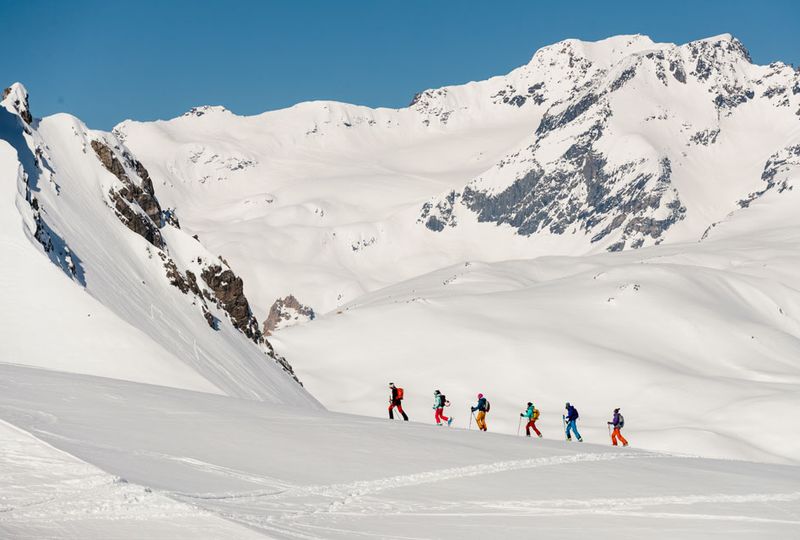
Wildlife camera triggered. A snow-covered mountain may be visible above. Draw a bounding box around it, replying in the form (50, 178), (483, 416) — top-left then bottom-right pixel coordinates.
(104, 34), (800, 462)
(0, 83), (316, 406)
(2, 31), (800, 538)
(113, 34), (800, 318)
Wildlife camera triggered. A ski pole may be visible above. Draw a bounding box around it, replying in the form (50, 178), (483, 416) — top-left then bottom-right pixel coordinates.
(469, 411), (474, 430)
(562, 415), (568, 440)
(517, 415), (522, 436)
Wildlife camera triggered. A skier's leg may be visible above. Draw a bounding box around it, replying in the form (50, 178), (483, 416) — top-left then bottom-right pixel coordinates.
(611, 428), (618, 445)
(616, 429), (628, 446)
(397, 403), (408, 421)
(525, 420), (533, 436)
(531, 422), (542, 437)
(388, 403), (394, 420)
(440, 410), (449, 422)
(573, 422), (582, 440)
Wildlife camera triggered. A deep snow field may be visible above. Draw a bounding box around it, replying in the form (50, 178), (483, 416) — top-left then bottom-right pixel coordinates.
(2, 363), (800, 539)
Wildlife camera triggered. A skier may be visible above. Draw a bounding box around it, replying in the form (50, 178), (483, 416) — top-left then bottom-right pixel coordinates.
(432, 390), (454, 426)
(564, 402), (582, 442)
(471, 393), (489, 431)
(388, 382), (408, 421)
(608, 408), (628, 447)
(520, 402), (542, 438)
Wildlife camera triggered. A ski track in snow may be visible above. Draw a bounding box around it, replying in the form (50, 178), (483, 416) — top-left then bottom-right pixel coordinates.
(166, 450), (800, 536)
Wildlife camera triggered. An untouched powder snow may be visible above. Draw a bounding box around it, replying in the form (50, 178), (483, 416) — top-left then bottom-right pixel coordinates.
(1, 364), (799, 539)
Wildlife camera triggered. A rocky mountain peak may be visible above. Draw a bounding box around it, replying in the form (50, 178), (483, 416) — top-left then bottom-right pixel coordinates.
(2, 82), (33, 124)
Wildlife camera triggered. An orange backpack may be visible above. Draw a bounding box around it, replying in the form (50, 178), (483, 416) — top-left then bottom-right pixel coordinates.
(396, 387), (404, 400)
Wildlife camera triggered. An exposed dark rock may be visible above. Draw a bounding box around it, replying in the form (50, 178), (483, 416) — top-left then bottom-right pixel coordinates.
(419, 190), (459, 231)
(536, 92), (600, 135)
(3, 86), (33, 124)
(610, 67), (636, 92)
(460, 136), (685, 250)
(91, 139), (165, 248)
(670, 59), (687, 84)
(689, 128), (720, 146)
(264, 295), (316, 336)
(201, 264), (262, 342)
(739, 144), (800, 207)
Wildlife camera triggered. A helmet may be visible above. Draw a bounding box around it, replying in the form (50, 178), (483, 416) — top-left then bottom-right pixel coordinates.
(527, 402), (533, 406)
(565, 402), (570, 407)
(389, 382), (395, 387)
(614, 408), (620, 412)
(434, 390), (440, 395)
(478, 393), (484, 398)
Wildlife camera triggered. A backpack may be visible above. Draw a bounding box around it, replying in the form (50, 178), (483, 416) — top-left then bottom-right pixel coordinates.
(485, 400), (491, 413)
(618, 413), (624, 428)
(396, 387), (404, 400)
(439, 394), (447, 407)
(533, 408), (540, 421)
(572, 407), (579, 419)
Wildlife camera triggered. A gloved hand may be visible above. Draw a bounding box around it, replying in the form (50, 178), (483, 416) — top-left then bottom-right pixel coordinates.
(520, 413), (524, 417)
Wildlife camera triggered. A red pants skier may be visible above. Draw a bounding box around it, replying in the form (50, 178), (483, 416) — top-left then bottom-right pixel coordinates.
(388, 383), (408, 421)
(525, 419), (542, 437)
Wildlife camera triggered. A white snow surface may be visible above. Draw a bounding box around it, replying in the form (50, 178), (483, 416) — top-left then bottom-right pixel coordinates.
(1, 364), (799, 539)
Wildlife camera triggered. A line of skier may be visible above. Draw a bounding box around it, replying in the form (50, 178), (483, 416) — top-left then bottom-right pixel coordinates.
(387, 383), (629, 447)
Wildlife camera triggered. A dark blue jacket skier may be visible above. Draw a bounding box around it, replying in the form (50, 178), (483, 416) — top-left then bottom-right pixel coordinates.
(564, 402), (582, 442)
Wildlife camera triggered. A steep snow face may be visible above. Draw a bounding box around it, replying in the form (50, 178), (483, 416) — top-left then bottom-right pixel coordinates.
(0, 84), (318, 406)
(117, 34), (800, 318)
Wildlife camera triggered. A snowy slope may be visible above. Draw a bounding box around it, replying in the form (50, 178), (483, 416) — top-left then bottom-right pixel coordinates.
(0, 83), (317, 406)
(1, 364), (799, 539)
(0, 418), (262, 539)
(276, 185), (800, 464)
(106, 34), (800, 464)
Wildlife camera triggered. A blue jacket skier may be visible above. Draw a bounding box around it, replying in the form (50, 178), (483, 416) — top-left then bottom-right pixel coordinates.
(564, 402), (582, 442)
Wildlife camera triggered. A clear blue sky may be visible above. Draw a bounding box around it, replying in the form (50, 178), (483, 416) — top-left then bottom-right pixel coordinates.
(2, 0), (798, 130)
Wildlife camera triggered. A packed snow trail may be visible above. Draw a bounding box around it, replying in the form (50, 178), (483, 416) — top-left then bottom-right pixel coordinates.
(1, 364), (799, 539)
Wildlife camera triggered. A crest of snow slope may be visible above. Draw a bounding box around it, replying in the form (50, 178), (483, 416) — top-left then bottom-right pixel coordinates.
(117, 34), (800, 320)
(0, 84), (318, 406)
(2, 364), (800, 539)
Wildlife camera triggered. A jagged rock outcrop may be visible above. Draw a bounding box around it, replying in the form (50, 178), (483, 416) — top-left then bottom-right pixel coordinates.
(419, 34), (796, 252)
(91, 139), (165, 248)
(3, 84), (32, 124)
(739, 144), (799, 207)
(264, 295), (315, 336)
(201, 264), (262, 342)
